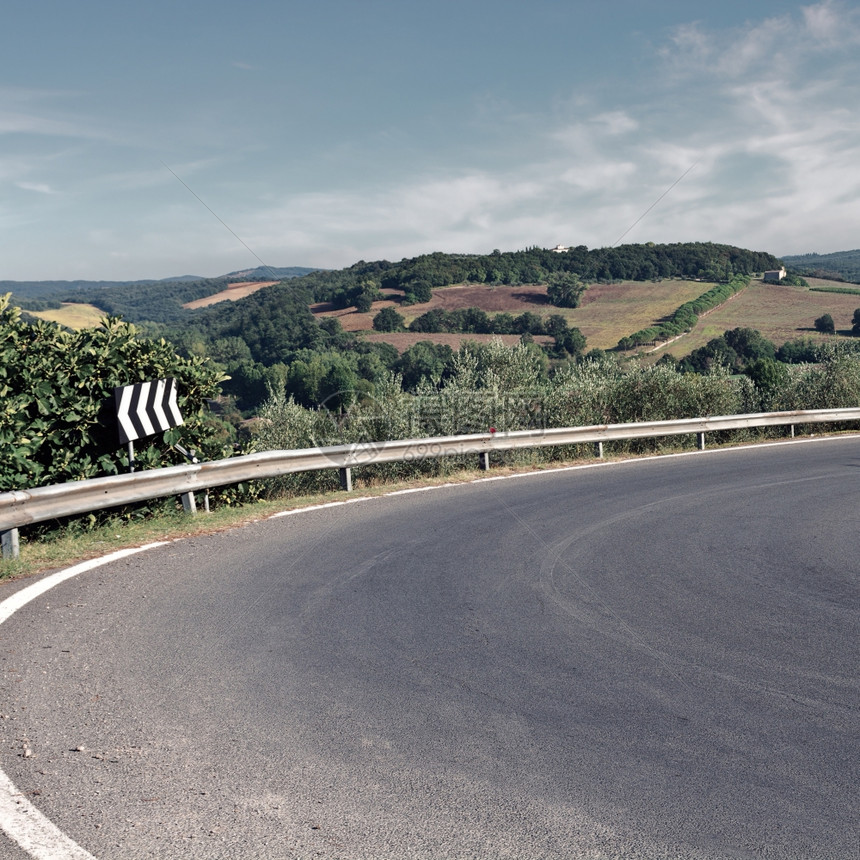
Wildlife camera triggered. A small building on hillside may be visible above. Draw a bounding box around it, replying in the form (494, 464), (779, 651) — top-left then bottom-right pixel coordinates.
(763, 267), (787, 282)
(551, 245), (570, 253)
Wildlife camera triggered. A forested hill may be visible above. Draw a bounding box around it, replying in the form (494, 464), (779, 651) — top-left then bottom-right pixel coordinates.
(6, 242), (781, 324)
(168, 242), (780, 363)
(288, 242), (781, 307)
(5, 268), (320, 323)
(0, 274), (210, 301)
(2, 267), (318, 304)
(782, 250), (860, 283)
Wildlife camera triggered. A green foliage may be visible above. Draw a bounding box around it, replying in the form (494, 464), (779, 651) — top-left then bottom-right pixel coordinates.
(249, 335), (860, 500)
(395, 342), (455, 390)
(810, 286), (860, 296)
(405, 306), (585, 358)
(0, 293), (226, 492)
(13, 298), (63, 312)
(251, 340), (768, 495)
(681, 328), (776, 374)
(814, 313), (835, 334)
(744, 358), (789, 409)
(784, 345), (860, 410)
(372, 306), (405, 332)
(546, 272), (586, 308)
(776, 338), (822, 364)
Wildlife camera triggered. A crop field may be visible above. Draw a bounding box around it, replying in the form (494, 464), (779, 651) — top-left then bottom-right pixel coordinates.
(27, 302), (106, 329)
(322, 276), (860, 357)
(649, 278), (860, 358)
(23, 276), (859, 357)
(563, 280), (712, 350)
(315, 280), (718, 351)
(311, 284), (552, 333)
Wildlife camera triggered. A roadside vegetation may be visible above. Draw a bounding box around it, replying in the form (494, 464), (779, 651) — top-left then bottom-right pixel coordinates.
(6, 241), (860, 577)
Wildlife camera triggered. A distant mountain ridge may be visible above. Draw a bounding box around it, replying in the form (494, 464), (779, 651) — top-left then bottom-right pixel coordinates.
(224, 266), (319, 280)
(0, 266), (320, 300)
(782, 249), (860, 283)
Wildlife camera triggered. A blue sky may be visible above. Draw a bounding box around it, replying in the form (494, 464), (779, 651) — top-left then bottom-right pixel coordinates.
(2, 0), (859, 280)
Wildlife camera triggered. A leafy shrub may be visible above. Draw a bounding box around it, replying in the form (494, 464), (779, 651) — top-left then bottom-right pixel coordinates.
(814, 313), (835, 334)
(1, 294), (227, 492)
(372, 307), (405, 332)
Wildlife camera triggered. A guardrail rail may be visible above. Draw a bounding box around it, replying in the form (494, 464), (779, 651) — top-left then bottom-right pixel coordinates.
(3, 407), (860, 559)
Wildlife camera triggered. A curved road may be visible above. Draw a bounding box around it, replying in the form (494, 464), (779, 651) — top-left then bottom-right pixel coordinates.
(1, 438), (858, 859)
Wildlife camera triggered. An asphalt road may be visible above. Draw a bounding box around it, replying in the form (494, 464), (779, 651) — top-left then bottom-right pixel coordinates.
(1, 438), (858, 859)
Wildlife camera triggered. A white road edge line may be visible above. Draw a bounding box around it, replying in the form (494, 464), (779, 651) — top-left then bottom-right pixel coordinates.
(0, 543), (169, 860)
(1, 431), (856, 858)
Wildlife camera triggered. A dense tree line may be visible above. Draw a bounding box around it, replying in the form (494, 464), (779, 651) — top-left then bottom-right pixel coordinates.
(252, 337), (860, 499)
(60, 278), (234, 324)
(662, 326), (860, 377)
(403, 307), (586, 357)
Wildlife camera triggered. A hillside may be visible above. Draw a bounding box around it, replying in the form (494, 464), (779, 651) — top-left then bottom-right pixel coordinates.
(13, 242), (858, 414)
(649, 277), (860, 359)
(313, 279), (712, 353)
(24, 302), (107, 330)
(782, 249), (860, 283)
(1, 266), (319, 308)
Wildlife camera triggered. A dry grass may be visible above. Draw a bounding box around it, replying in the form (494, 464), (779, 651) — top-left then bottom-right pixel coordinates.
(313, 280), (716, 351)
(563, 280), (711, 350)
(28, 303), (106, 330)
(183, 280), (280, 309)
(649, 278), (860, 359)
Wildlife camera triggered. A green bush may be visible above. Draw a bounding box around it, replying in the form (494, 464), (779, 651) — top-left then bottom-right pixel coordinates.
(1, 294), (227, 492)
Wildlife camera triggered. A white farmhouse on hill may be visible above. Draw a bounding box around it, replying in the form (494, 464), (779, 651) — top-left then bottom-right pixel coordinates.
(763, 267), (786, 282)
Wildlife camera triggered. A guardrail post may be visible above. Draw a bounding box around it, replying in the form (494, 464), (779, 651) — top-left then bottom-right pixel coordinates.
(594, 441), (604, 458)
(697, 432), (706, 450)
(180, 491), (197, 515)
(1, 528), (20, 560)
(478, 452), (490, 471)
(339, 467), (353, 492)
(790, 424), (795, 438)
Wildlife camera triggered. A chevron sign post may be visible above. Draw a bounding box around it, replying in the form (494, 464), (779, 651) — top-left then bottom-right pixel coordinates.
(115, 378), (184, 472)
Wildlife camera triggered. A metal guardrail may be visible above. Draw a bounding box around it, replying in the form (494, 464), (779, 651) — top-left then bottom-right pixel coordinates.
(3, 407), (860, 559)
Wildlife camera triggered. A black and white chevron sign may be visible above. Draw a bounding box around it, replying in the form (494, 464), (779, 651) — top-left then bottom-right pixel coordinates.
(114, 378), (184, 445)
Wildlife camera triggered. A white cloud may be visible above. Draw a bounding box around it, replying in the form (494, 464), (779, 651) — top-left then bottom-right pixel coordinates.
(5, 3), (860, 279)
(15, 181), (56, 195)
(802, 0), (860, 44)
(590, 111), (639, 136)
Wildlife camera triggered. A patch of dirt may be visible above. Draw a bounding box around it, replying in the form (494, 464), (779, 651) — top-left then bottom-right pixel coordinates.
(184, 281), (280, 309)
